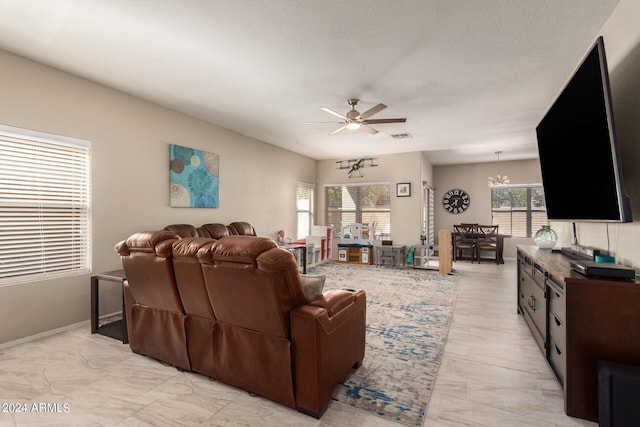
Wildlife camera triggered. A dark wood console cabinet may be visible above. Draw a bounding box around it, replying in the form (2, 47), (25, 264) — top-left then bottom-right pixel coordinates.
(516, 245), (640, 422)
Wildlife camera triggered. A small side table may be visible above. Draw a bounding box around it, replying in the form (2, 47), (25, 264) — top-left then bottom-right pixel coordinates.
(375, 245), (407, 267)
(91, 269), (128, 344)
(413, 244), (438, 270)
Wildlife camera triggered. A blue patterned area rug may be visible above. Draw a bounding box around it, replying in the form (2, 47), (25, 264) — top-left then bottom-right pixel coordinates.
(311, 262), (460, 426)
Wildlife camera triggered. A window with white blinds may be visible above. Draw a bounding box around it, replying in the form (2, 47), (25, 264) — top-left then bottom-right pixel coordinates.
(0, 125), (91, 285)
(296, 182), (313, 239)
(325, 183), (390, 239)
(491, 185), (546, 238)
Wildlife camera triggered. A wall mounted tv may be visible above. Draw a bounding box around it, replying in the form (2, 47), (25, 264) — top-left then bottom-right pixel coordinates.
(536, 36), (631, 222)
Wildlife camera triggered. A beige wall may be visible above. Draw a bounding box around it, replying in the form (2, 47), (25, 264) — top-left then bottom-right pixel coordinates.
(434, 159), (542, 231)
(551, 0), (640, 269)
(317, 152), (431, 249)
(434, 159), (542, 259)
(0, 49), (315, 344)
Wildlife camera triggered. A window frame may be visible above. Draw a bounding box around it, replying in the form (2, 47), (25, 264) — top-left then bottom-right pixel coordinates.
(0, 124), (91, 286)
(491, 184), (547, 238)
(296, 182), (314, 240)
(324, 182), (391, 239)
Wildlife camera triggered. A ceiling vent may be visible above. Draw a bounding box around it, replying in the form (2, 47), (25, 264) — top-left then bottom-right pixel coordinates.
(391, 133), (412, 139)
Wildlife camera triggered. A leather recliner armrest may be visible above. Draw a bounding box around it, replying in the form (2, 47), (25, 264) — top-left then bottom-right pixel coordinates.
(290, 289), (366, 417)
(307, 289), (355, 317)
(292, 289), (365, 334)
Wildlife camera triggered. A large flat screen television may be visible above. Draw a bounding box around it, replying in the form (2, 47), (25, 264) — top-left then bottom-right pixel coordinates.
(536, 36), (631, 222)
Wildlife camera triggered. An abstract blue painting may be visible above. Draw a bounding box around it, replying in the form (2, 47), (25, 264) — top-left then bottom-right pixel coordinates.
(169, 144), (219, 208)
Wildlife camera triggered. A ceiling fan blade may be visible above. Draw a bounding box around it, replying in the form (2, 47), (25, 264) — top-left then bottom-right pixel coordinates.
(359, 124), (378, 135)
(358, 103), (387, 120)
(321, 107), (349, 121)
(302, 121), (343, 125)
(362, 118), (407, 124)
(329, 124), (347, 135)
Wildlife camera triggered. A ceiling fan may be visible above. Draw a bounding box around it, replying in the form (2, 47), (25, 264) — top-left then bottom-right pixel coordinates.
(305, 99), (407, 135)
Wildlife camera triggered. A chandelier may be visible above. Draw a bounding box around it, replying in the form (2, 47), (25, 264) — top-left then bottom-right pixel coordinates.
(488, 151), (510, 187)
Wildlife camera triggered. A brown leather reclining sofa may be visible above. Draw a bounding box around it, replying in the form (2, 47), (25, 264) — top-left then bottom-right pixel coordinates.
(164, 221), (257, 239)
(115, 222), (366, 418)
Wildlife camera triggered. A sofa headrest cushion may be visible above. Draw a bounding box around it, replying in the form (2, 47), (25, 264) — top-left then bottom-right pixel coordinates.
(164, 224), (201, 238)
(228, 221), (256, 236)
(200, 223), (231, 239)
(116, 230), (179, 257)
(172, 237), (215, 259)
(205, 236), (277, 264)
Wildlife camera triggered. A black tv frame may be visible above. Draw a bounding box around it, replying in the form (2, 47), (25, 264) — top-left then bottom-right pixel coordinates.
(536, 36), (631, 223)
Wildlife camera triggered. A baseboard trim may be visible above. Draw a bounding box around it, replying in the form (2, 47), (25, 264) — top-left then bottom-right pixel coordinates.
(0, 310), (122, 350)
(0, 320), (87, 350)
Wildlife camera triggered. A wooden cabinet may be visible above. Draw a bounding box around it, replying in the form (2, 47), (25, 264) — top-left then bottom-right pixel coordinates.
(516, 245), (640, 423)
(338, 245), (372, 265)
(547, 278), (566, 385)
(438, 230), (452, 275)
(517, 254), (547, 353)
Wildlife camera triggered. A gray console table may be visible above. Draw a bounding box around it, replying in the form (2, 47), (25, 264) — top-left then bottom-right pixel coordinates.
(413, 244), (438, 270)
(375, 245), (406, 267)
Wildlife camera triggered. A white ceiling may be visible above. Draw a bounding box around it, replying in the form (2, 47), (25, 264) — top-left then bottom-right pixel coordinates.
(0, 0), (620, 164)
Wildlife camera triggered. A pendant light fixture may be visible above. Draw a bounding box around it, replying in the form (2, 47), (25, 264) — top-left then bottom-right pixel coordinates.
(488, 151), (510, 187)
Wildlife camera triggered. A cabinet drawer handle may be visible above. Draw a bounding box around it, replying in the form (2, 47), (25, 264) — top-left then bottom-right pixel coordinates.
(555, 344), (562, 355)
(554, 316), (561, 326)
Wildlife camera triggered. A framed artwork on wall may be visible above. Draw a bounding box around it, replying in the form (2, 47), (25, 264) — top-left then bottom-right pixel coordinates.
(169, 144), (219, 208)
(396, 182), (411, 197)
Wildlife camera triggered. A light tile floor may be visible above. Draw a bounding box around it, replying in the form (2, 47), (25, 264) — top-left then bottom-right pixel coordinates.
(0, 260), (598, 426)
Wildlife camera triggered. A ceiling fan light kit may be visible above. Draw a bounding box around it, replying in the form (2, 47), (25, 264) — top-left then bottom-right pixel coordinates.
(308, 99), (407, 135)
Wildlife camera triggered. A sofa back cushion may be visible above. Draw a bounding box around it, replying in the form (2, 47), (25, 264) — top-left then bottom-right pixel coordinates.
(227, 221), (257, 236)
(116, 230), (184, 313)
(198, 236), (306, 338)
(200, 223), (232, 239)
(164, 224), (203, 238)
(171, 237), (216, 319)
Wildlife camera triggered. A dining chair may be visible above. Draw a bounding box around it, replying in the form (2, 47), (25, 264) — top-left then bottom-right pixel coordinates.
(453, 224), (477, 262)
(476, 225), (499, 264)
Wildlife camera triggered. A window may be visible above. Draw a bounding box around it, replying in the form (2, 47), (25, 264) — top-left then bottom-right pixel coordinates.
(325, 183), (390, 239)
(0, 125), (91, 285)
(296, 182), (313, 239)
(491, 185), (546, 237)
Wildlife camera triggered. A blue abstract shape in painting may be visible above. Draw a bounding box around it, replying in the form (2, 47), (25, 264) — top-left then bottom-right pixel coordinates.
(169, 144), (219, 208)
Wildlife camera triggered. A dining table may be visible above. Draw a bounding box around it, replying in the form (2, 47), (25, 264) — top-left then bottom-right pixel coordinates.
(452, 227), (510, 264)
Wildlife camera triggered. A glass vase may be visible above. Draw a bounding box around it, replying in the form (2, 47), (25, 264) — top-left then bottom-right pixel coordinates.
(534, 225), (558, 249)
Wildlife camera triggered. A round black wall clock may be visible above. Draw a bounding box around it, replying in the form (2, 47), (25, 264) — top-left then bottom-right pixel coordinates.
(443, 189), (470, 214)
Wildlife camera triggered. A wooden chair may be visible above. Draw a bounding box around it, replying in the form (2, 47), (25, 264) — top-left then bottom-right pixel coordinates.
(476, 225), (499, 264)
(453, 224), (477, 262)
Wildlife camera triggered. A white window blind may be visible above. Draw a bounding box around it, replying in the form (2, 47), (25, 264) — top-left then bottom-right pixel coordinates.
(0, 126), (91, 285)
(325, 183), (391, 239)
(491, 185), (546, 238)
(296, 182), (313, 239)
